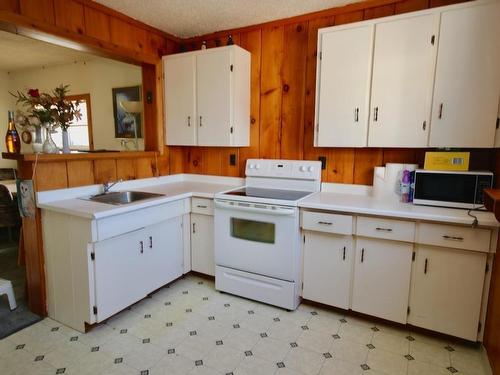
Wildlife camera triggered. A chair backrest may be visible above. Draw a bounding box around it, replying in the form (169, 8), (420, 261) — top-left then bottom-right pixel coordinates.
(0, 168), (16, 181)
(0, 184), (19, 227)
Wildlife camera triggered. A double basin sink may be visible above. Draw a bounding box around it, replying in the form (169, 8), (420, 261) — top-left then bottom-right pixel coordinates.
(84, 191), (164, 205)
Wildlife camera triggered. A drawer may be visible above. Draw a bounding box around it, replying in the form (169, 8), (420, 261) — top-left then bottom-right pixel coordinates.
(417, 223), (491, 252)
(191, 197), (214, 215)
(302, 211), (353, 235)
(357, 216), (415, 242)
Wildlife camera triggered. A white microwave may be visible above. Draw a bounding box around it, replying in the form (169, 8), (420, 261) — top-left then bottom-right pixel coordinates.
(413, 170), (493, 209)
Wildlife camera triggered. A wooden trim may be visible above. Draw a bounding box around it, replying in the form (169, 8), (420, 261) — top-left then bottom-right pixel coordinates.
(65, 93), (94, 151)
(2, 151), (158, 162)
(183, 0), (406, 44)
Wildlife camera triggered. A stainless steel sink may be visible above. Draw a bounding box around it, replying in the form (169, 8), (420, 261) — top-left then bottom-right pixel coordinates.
(86, 191), (164, 205)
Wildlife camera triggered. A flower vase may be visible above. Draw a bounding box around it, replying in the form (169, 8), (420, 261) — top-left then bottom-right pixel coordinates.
(31, 126), (44, 153)
(62, 129), (70, 154)
(42, 125), (58, 154)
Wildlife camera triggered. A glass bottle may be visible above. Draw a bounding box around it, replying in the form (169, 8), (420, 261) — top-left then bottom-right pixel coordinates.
(5, 111), (21, 153)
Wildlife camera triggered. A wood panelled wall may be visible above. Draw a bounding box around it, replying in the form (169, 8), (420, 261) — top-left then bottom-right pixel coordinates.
(166, 0), (485, 186)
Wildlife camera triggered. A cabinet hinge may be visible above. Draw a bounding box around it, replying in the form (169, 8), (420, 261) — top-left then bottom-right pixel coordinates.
(407, 306), (410, 315)
(478, 322), (482, 333)
(93, 306), (97, 315)
(412, 251), (415, 261)
(496, 118), (499, 129)
(90, 252), (95, 261)
(431, 35), (435, 45)
(230, 126), (234, 134)
(230, 64), (233, 72)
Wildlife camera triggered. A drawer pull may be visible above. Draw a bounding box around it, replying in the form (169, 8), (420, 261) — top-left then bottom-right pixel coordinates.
(361, 248), (365, 263)
(318, 221), (333, 225)
(140, 241), (144, 254)
(442, 235), (464, 241)
(149, 236), (153, 249)
(193, 223), (196, 234)
(424, 258), (428, 274)
(197, 205), (208, 208)
(375, 227), (393, 232)
(342, 246), (346, 261)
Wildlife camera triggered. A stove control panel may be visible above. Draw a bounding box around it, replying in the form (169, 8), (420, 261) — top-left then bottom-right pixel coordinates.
(245, 159), (321, 181)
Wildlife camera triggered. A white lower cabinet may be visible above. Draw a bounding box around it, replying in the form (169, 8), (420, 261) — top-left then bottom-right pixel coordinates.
(409, 245), (487, 341)
(93, 227), (148, 322)
(351, 238), (413, 324)
(191, 213), (215, 276)
(93, 217), (184, 322)
(302, 231), (353, 309)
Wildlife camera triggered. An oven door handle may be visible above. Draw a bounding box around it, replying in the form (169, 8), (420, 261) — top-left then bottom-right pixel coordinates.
(214, 200), (296, 216)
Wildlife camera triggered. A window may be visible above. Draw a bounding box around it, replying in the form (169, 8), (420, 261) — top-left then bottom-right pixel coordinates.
(52, 94), (94, 151)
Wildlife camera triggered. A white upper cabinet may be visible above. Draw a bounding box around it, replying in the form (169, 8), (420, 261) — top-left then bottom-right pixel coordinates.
(163, 45), (250, 147)
(164, 53), (197, 146)
(429, 1), (500, 148)
(368, 14), (437, 147)
(315, 0), (500, 148)
(315, 25), (373, 147)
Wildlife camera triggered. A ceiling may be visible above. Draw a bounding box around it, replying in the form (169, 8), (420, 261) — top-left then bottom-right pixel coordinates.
(0, 31), (96, 72)
(94, 0), (360, 38)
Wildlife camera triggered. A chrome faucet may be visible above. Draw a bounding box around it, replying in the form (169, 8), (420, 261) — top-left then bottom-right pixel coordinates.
(103, 179), (123, 194)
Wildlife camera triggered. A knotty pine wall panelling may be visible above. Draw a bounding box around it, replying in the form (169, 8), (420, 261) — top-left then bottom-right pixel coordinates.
(173, 0), (474, 186)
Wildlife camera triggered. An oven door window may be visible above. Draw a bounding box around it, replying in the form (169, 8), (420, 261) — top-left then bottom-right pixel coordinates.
(230, 218), (275, 244)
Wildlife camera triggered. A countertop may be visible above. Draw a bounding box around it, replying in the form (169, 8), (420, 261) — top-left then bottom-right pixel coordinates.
(298, 191), (499, 227)
(37, 175), (242, 220)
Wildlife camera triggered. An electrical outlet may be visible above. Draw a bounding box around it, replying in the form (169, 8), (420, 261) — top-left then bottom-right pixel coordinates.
(318, 156), (327, 170)
(229, 154), (236, 166)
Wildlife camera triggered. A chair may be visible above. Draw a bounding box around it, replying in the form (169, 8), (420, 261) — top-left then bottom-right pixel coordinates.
(0, 184), (20, 242)
(0, 278), (17, 310)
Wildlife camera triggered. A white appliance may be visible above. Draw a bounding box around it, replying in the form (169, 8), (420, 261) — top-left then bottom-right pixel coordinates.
(214, 159), (321, 310)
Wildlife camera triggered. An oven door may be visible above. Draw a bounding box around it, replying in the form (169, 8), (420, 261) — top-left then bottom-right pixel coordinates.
(214, 199), (299, 281)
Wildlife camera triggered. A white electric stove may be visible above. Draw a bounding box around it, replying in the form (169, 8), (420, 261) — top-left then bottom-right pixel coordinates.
(214, 159), (321, 310)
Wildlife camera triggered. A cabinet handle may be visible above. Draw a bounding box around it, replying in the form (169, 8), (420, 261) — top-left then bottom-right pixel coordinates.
(361, 248), (365, 263)
(442, 235), (464, 241)
(375, 227), (393, 232)
(140, 241), (144, 254)
(438, 103), (443, 119)
(188, 116), (191, 127)
(192, 223), (196, 234)
(354, 108), (359, 122)
(199, 116), (203, 127)
(197, 205), (208, 209)
(317, 221), (333, 225)
(424, 258), (428, 274)
(343, 246), (346, 261)
(149, 236), (153, 249)
(422, 121), (426, 131)
(374, 107), (378, 122)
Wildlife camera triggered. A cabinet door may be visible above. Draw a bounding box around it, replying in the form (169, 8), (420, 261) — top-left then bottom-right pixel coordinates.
(191, 213), (215, 276)
(409, 245), (486, 340)
(197, 49), (232, 146)
(145, 216), (184, 290)
(93, 228), (147, 322)
(368, 14), (436, 147)
(164, 54), (197, 145)
(315, 25), (373, 147)
(430, 1), (500, 147)
(302, 231), (353, 309)
(352, 238), (413, 323)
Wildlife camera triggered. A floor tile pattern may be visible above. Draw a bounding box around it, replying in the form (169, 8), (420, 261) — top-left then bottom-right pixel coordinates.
(0, 275), (491, 375)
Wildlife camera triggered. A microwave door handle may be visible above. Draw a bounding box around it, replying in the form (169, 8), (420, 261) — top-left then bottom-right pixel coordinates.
(214, 201), (295, 216)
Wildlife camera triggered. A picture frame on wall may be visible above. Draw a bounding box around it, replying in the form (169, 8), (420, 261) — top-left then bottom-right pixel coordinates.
(112, 85), (143, 138)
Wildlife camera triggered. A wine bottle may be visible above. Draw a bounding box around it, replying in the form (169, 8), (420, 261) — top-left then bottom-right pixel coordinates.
(5, 111), (21, 154)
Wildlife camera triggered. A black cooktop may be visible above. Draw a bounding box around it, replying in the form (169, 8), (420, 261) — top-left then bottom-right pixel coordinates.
(224, 187), (311, 201)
